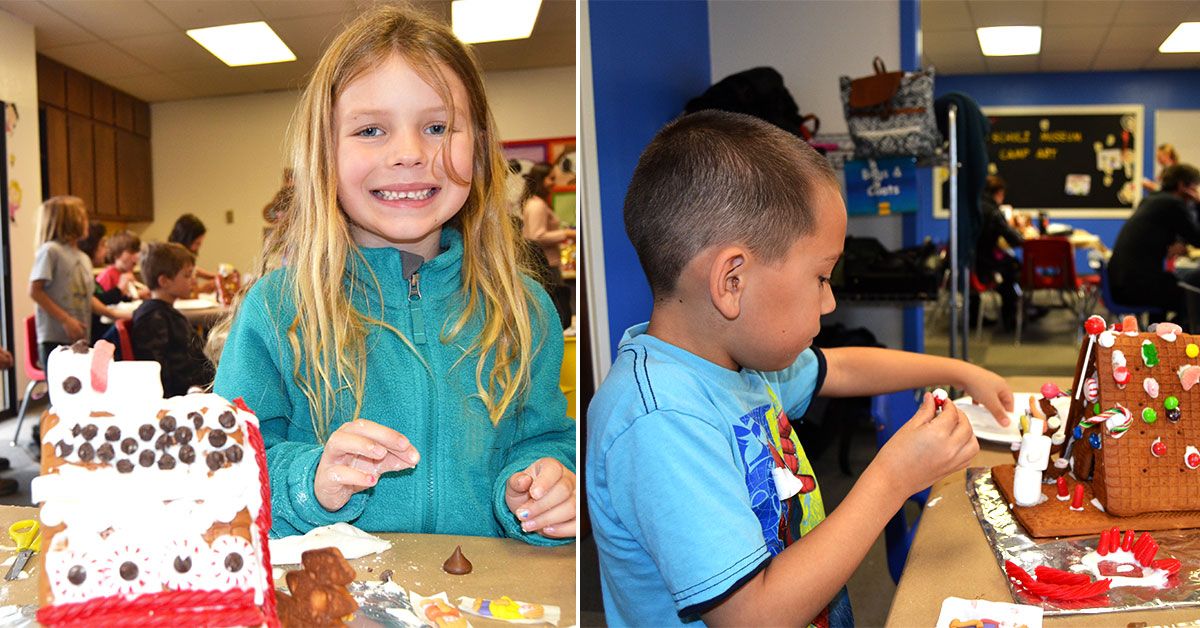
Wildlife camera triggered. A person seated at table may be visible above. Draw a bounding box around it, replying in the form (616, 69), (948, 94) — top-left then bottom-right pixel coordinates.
(1143, 143), (1180, 193)
(77, 220), (107, 267)
(96, 230), (149, 299)
(587, 111), (1013, 627)
(973, 175), (1024, 330)
(168, 213), (216, 292)
(1110, 164), (1200, 330)
(130, 242), (214, 397)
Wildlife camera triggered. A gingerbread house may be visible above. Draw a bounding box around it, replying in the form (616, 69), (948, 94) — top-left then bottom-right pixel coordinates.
(1067, 318), (1200, 516)
(30, 341), (278, 626)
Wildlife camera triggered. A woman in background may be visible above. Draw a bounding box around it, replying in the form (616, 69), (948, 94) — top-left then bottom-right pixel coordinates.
(521, 163), (574, 329)
(168, 213), (215, 291)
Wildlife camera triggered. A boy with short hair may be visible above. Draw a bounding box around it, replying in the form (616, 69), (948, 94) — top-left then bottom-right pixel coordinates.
(587, 111), (1014, 627)
(131, 242), (214, 397)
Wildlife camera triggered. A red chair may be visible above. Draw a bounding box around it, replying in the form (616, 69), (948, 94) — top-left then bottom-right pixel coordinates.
(114, 319), (135, 361)
(968, 270), (1000, 340)
(12, 315), (45, 447)
(1015, 237), (1097, 345)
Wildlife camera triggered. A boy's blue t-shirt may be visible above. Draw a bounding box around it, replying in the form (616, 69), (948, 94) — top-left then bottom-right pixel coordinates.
(586, 323), (853, 627)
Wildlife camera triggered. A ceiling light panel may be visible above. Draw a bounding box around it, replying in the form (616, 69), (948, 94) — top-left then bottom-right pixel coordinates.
(976, 26), (1042, 56)
(1161, 23), (1200, 53)
(186, 21), (296, 67)
(452, 0), (543, 44)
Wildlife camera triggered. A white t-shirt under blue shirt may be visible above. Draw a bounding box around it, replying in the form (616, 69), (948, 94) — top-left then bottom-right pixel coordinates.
(586, 323), (853, 627)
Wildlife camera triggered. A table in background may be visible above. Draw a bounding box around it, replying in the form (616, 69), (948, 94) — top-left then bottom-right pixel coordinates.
(0, 505), (575, 626)
(887, 376), (1199, 626)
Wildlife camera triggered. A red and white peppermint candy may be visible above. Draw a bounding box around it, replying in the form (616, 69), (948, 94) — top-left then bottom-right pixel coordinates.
(1152, 437), (1167, 458)
(209, 535), (260, 592)
(45, 540), (114, 604)
(1187, 446), (1200, 470)
(1085, 376), (1099, 402)
(105, 536), (161, 599)
(160, 536), (216, 590)
(1114, 366), (1131, 388)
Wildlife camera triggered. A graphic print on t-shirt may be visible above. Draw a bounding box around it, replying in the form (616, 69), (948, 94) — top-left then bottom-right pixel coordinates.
(731, 385), (825, 556)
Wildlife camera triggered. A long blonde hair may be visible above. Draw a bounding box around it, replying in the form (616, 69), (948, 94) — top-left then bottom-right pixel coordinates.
(35, 196), (88, 247)
(212, 3), (540, 441)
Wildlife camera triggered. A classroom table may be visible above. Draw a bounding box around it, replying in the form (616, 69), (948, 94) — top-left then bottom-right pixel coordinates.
(0, 505), (576, 626)
(887, 376), (1200, 626)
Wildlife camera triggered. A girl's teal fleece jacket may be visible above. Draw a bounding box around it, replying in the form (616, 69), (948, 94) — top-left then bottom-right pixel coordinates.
(213, 229), (575, 545)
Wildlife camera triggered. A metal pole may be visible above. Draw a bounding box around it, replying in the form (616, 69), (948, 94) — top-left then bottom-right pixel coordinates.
(948, 104), (962, 361)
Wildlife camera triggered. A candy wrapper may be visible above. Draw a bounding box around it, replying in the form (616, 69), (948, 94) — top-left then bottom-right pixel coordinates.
(346, 580), (427, 628)
(411, 592), (472, 627)
(457, 596), (560, 625)
(935, 597), (1043, 628)
(967, 467), (1200, 615)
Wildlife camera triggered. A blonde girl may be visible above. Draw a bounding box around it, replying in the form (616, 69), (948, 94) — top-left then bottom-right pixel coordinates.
(213, 4), (575, 543)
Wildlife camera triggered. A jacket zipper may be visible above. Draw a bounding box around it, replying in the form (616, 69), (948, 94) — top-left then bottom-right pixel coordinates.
(408, 270), (437, 532)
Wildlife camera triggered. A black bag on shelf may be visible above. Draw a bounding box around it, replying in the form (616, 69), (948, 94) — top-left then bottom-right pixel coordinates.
(685, 66), (820, 140)
(831, 236), (941, 300)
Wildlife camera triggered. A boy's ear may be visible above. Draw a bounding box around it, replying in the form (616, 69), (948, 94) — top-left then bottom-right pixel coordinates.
(709, 247), (747, 321)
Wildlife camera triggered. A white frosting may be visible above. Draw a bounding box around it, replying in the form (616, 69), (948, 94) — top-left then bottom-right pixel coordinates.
(1072, 549), (1169, 589)
(1099, 331), (1116, 348)
(34, 345), (269, 606)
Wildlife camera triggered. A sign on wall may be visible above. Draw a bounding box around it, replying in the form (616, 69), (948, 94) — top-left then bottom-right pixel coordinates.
(845, 157), (918, 216)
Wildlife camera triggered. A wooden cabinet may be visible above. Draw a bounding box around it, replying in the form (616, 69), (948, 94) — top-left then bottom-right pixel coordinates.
(37, 55), (152, 221)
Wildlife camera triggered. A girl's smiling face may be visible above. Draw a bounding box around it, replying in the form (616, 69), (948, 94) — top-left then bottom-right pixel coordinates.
(334, 53), (474, 259)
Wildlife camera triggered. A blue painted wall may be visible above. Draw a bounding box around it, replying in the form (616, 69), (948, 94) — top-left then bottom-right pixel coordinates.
(920, 70), (1200, 252)
(589, 0), (711, 353)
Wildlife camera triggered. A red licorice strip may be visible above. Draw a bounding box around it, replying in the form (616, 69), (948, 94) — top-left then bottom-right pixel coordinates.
(1107, 527), (1120, 553)
(1132, 532), (1152, 555)
(1121, 529), (1135, 551)
(1152, 558), (1182, 577)
(1097, 529), (1110, 556)
(1034, 566), (1090, 586)
(1006, 561), (1112, 602)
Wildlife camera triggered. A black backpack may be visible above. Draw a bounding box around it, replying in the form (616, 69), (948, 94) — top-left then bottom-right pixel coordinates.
(685, 67), (819, 140)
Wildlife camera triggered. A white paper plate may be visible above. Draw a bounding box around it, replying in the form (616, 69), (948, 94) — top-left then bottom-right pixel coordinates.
(954, 394), (1031, 444)
(173, 298), (218, 310)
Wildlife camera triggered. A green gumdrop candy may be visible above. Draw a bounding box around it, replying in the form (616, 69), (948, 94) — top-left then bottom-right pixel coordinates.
(1143, 407), (1159, 423)
(1166, 396), (1180, 410)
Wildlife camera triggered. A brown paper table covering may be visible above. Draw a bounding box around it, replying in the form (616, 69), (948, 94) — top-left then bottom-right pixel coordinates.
(887, 376), (1200, 626)
(0, 505), (575, 626)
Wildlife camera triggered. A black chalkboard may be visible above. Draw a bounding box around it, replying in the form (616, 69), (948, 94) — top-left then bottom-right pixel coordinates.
(939, 107), (1142, 213)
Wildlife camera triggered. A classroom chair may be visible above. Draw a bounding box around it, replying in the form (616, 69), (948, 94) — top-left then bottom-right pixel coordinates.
(1096, 258), (1165, 329)
(12, 315), (45, 447)
(114, 319), (135, 362)
(1015, 237), (1097, 345)
(871, 393), (930, 583)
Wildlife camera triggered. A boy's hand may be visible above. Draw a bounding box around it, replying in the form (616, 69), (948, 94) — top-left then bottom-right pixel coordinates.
(876, 392), (979, 497)
(62, 318), (86, 342)
(959, 364), (1014, 427)
(505, 457), (576, 539)
(314, 418), (420, 512)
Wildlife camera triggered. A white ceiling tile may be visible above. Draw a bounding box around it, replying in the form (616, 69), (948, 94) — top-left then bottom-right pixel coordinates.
(105, 72), (195, 101)
(1100, 24), (1177, 52)
(968, 0), (1046, 27)
(1144, 52), (1200, 69)
(41, 40), (157, 80)
(1092, 49), (1155, 70)
(270, 13), (353, 60)
(110, 31), (227, 72)
(923, 28), (981, 55)
(1040, 25), (1106, 54)
(1043, 0), (1120, 26)
(921, 0), (973, 32)
(42, 0), (177, 38)
(147, 0), (264, 29)
(983, 55), (1041, 73)
(0, 0), (97, 47)
(252, 0), (357, 19)
(925, 52), (988, 74)
(474, 28), (574, 71)
(1113, 0), (1195, 26)
(1038, 52), (1096, 71)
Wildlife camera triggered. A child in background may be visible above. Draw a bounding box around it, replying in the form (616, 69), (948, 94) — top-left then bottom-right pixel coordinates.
(212, 4), (575, 543)
(97, 230), (149, 299)
(130, 242), (215, 397)
(29, 196), (95, 367)
(587, 111), (1014, 627)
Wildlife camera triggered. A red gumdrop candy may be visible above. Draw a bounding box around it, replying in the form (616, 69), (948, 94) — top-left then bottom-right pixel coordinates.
(1084, 316), (1106, 335)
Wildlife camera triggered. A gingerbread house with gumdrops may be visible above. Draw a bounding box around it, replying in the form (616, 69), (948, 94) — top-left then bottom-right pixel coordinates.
(30, 341), (279, 626)
(1067, 317), (1200, 517)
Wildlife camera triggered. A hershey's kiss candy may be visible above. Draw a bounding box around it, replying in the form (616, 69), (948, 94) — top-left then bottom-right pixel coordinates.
(442, 544), (472, 575)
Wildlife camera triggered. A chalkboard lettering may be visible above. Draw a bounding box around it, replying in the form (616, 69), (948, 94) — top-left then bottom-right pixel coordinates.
(992, 131), (1031, 144)
(1000, 148), (1031, 160)
(1036, 147), (1058, 160)
(1039, 130), (1083, 143)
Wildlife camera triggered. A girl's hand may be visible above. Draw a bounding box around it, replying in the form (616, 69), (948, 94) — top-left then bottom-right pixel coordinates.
(505, 457), (576, 539)
(959, 364), (1013, 427)
(62, 318), (85, 342)
(314, 419), (420, 512)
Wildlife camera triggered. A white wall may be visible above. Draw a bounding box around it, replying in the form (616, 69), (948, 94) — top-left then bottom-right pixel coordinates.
(0, 9), (42, 395)
(146, 64), (576, 275)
